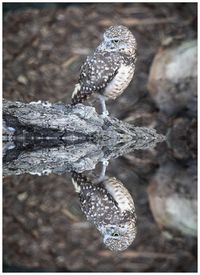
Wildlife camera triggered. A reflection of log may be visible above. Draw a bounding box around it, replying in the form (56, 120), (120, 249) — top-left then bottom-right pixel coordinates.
(3, 100), (165, 176)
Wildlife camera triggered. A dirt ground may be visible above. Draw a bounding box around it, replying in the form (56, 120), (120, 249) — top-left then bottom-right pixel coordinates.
(3, 3), (197, 272)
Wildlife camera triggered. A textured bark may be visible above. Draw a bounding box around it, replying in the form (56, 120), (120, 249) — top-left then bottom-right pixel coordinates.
(3, 100), (165, 176)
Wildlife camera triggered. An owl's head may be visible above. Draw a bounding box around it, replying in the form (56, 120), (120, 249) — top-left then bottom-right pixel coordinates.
(97, 25), (137, 56)
(99, 222), (137, 251)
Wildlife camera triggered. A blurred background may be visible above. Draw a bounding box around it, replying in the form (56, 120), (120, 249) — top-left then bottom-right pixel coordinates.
(3, 2), (197, 272)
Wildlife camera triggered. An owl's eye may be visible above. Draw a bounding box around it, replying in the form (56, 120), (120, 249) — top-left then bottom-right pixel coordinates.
(113, 40), (119, 43)
(111, 232), (119, 237)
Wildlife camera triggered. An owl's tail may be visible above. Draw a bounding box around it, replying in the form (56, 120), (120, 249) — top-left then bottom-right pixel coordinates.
(71, 171), (87, 193)
(71, 83), (92, 105)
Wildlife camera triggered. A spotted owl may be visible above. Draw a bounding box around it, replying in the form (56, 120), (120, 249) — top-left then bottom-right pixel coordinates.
(72, 25), (137, 116)
(71, 172), (137, 251)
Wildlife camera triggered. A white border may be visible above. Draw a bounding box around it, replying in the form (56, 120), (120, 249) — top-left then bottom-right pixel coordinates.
(1, 1), (198, 274)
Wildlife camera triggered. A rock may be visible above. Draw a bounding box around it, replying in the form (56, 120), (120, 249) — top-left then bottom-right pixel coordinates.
(148, 162), (197, 237)
(167, 117), (197, 160)
(17, 75), (28, 85)
(17, 192), (28, 201)
(148, 40), (197, 116)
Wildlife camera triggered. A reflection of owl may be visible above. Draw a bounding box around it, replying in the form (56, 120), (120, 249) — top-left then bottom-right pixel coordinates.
(72, 172), (137, 251)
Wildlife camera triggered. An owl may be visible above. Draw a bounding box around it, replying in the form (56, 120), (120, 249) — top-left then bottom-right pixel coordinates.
(72, 25), (137, 116)
(71, 172), (137, 251)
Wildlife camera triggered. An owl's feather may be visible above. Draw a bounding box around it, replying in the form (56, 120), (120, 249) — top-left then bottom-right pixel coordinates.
(72, 52), (121, 104)
(71, 172), (136, 223)
(104, 177), (135, 212)
(71, 25), (137, 113)
(71, 172), (137, 251)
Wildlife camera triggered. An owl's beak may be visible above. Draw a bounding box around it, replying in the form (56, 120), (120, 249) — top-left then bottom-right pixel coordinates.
(102, 227), (113, 242)
(105, 40), (115, 50)
(103, 234), (110, 242)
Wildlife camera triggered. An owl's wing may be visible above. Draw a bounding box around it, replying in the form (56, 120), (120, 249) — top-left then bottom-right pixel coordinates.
(71, 172), (112, 202)
(71, 172), (135, 215)
(71, 172), (119, 212)
(72, 52), (121, 104)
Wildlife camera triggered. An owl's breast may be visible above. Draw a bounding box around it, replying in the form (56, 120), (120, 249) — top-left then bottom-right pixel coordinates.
(103, 64), (135, 99)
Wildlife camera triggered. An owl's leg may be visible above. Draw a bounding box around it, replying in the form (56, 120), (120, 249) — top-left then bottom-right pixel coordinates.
(96, 159), (109, 182)
(98, 95), (109, 117)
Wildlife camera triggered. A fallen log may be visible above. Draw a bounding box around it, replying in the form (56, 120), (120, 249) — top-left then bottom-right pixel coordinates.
(3, 100), (165, 176)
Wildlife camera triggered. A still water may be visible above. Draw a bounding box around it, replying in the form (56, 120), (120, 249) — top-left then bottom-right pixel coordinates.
(3, 111), (197, 272)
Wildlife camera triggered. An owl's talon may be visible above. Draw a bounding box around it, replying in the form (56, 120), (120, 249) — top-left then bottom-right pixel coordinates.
(102, 159), (109, 166)
(101, 111), (109, 118)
